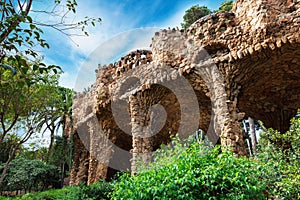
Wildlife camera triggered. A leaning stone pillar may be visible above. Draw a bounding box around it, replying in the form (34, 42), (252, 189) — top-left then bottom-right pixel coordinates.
(209, 85), (247, 156)
(129, 95), (153, 174)
(188, 45), (247, 156)
(69, 132), (89, 185)
(87, 117), (115, 184)
(221, 98), (247, 156)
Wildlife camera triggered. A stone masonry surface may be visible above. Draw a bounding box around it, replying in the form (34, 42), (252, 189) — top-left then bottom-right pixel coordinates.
(70, 0), (300, 184)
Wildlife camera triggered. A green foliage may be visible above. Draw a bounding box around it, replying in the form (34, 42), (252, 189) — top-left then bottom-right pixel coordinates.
(3, 181), (112, 200)
(0, 158), (60, 192)
(36, 86), (74, 164)
(3, 122), (300, 199)
(181, 1), (234, 30)
(181, 5), (212, 29)
(48, 136), (69, 167)
(19, 147), (48, 161)
(79, 181), (113, 200)
(0, 0), (101, 95)
(0, 49), (73, 189)
(111, 137), (268, 200)
(0, 138), (19, 164)
(0, 0), (101, 61)
(0, 57), (62, 157)
(0, 57), (60, 128)
(13, 186), (81, 200)
(257, 117), (300, 199)
(215, 1), (233, 12)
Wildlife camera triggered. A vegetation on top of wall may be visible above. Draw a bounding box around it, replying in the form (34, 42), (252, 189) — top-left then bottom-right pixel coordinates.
(181, 0), (234, 29)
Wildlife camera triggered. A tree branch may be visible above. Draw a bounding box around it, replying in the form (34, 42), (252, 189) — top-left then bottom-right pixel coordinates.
(0, 0), (33, 44)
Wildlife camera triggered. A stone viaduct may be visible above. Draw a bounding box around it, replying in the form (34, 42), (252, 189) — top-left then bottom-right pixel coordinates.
(69, 0), (300, 185)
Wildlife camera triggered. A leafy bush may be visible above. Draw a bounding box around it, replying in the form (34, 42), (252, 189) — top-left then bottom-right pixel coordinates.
(0, 158), (60, 192)
(6, 181), (112, 200)
(181, 5), (212, 29)
(78, 181), (112, 200)
(111, 137), (268, 200)
(258, 117), (300, 199)
(14, 186), (81, 200)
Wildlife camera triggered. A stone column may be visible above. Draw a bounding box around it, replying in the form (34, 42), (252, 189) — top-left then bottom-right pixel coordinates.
(129, 95), (153, 174)
(69, 132), (89, 186)
(209, 84), (247, 156)
(221, 98), (247, 156)
(87, 117), (115, 185)
(189, 45), (247, 156)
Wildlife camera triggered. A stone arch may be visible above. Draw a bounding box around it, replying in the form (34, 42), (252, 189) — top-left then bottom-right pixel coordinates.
(70, 0), (300, 185)
(236, 42), (300, 133)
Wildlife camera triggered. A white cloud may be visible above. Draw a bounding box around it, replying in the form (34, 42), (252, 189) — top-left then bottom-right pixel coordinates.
(67, 0), (143, 57)
(59, 71), (76, 89)
(74, 27), (160, 92)
(47, 0), (210, 90)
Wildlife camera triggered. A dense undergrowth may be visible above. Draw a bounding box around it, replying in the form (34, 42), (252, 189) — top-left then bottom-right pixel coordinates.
(1, 122), (299, 200)
(0, 181), (112, 200)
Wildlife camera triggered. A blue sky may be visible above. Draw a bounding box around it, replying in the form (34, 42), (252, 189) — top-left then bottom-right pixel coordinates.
(37, 0), (226, 90)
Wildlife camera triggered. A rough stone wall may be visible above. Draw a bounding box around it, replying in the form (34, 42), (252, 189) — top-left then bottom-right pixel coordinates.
(71, 0), (300, 184)
(69, 90), (93, 185)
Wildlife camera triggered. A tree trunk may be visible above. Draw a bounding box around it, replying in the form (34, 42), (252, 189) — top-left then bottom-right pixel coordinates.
(46, 129), (55, 162)
(61, 162), (65, 188)
(0, 146), (16, 186)
(248, 117), (257, 157)
(0, 0), (33, 44)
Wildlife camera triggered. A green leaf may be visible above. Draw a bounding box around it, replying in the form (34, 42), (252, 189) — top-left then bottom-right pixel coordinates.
(30, 24), (36, 30)
(27, 16), (33, 23)
(33, 64), (38, 71)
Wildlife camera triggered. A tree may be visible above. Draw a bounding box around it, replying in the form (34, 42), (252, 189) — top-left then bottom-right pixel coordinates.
(48, 136), (72, 187)
(181, 1), (234, 30)
(35, 86), (74, 187)
(0, 59), (61, 186)
(181, 5), (212, 29)
(19, 146), (48, 161)
(0, 137), (18, 164)
(0, 0), (101, 87)
(36, 86), (73, 162)
(0, 0), (101, 62)
(215, 0), (233, 12)
(0, 0), (100, 187)
(257, 116), (300, 198)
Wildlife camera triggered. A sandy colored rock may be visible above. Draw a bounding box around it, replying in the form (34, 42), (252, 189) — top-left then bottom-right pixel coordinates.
(69, 0), (300, 185)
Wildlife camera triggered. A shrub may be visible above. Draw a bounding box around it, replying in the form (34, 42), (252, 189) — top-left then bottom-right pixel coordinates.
(8, 181), (112, 200)
(111, 137), (268, 200)
(15, 186), (81, 200)
(0, 158), (60, 192)
(78, 181), (112, 200)
(257, 117), (300, 199)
